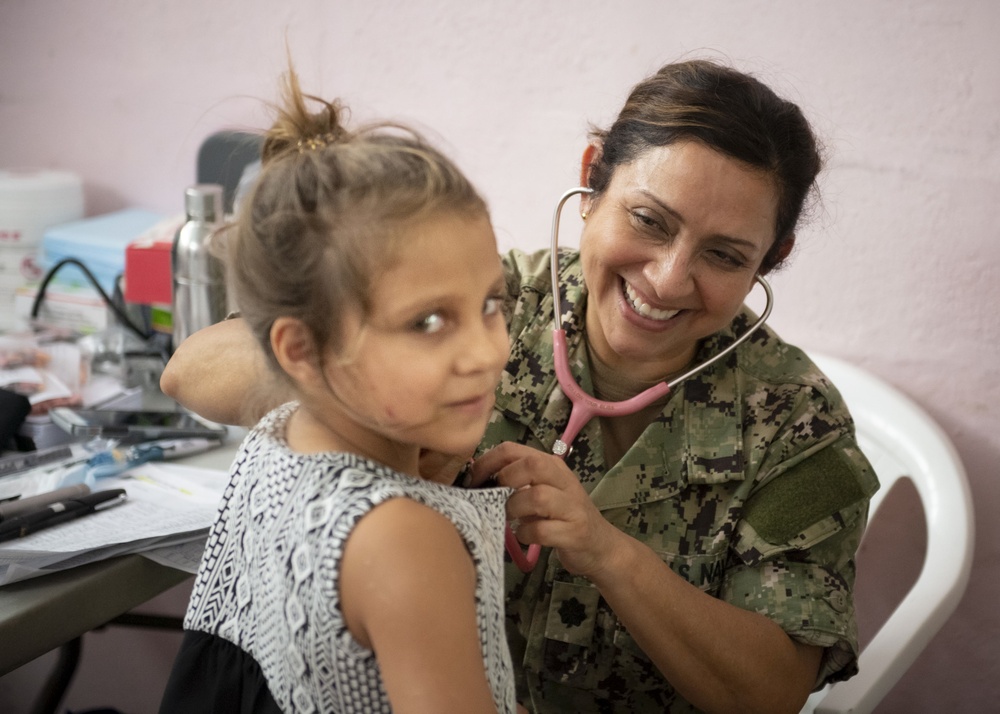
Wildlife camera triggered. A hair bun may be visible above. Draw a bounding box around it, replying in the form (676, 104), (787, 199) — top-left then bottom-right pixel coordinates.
(261, 67), (351, 164)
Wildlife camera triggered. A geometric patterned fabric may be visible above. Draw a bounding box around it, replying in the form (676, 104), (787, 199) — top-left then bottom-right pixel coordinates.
(182, 402), (517, 712)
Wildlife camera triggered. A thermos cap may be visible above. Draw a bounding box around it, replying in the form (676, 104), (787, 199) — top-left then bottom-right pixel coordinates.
(184, 184), (224, 222)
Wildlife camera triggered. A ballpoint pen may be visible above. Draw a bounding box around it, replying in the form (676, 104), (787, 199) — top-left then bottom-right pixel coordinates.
(59, 438), (224, 488)
(0, 488), (127, 542)
(87, 438), (221, 476)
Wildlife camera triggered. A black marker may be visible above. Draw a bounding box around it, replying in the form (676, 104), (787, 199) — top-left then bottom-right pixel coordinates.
(0, 484), (92, 522)
(0, 489), (127, 542)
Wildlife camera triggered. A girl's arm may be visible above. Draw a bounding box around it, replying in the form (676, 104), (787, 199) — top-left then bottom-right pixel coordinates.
(340, 498), (500, 714)
(160, 318), (290, 426)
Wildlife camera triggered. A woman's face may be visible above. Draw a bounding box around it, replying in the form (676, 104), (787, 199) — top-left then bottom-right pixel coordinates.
(579, 140), (779, 381)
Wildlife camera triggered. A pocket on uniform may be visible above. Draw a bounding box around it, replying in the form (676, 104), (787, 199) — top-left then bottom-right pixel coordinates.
(536, 580), (609, 689)
(543, 581), (601, 645)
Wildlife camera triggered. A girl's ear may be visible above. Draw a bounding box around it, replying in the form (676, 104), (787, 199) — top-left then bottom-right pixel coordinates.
(271, 317), (319, 384)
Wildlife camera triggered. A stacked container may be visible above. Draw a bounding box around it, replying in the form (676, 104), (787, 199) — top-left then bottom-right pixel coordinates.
(0, 170), (84, 331)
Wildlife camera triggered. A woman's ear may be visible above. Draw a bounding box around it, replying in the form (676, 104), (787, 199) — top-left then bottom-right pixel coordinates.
(764, 234), (796, 274)
(270, 317), (319, 384)
(775, 234), (796, 264)
(756, 235), (797, 277)
(579, 143), (600, 186)
(580, 143), (601, 216)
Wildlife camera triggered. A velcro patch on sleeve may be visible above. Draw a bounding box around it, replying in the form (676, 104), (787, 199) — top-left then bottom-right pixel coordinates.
(742, 447), (870, 545)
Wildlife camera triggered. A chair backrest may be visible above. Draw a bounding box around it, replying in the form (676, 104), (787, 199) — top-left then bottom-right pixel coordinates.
(196, 130), (263, 214)
(801, 352), (974, 714)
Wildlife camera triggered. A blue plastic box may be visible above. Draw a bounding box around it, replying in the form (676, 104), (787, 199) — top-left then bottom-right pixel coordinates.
(41, 209), (164, 294)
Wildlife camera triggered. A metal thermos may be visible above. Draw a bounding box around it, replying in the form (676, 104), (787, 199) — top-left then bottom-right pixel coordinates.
(172, 184), (226, 348)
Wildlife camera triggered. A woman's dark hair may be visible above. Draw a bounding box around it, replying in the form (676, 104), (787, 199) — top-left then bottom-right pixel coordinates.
(587, 59), (823, 273)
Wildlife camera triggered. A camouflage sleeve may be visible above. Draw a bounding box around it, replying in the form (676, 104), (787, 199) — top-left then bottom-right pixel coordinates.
(723, 430), (879, 687)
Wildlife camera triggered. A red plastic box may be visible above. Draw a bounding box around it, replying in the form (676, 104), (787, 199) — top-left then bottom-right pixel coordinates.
(124, 216), (184, 306)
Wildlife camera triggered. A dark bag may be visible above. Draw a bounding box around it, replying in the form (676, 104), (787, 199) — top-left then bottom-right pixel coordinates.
(0, 387), (32, 452)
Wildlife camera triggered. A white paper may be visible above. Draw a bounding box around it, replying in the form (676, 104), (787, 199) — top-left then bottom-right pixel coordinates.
(141, 538), (208, 574)
(0, 461), (227, 585)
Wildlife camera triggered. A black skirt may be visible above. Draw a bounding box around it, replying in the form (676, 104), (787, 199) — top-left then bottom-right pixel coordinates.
(159, 630), (282, 714)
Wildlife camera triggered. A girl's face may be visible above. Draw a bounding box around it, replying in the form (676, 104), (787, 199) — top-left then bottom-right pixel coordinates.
(579, 140), (779, 382)
(316, 212), (509, 479)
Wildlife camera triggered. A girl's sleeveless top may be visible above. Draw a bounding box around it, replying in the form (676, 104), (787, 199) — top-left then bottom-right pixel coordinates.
(160, 402), (516, 713)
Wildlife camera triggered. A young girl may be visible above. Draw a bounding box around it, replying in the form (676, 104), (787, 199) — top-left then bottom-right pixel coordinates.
(159, 69), (515, 713)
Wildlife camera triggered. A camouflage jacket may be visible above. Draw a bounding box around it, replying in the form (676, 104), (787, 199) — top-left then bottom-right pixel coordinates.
(475, 249), (879, 713)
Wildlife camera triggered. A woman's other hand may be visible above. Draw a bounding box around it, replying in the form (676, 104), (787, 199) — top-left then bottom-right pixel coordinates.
(470, 442), (623, 580)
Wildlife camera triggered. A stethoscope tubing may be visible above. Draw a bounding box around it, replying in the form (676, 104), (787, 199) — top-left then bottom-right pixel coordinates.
(506, 187), (774, 573)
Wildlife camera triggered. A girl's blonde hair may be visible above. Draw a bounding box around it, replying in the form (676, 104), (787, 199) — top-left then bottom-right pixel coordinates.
(228, 66), (488, 371)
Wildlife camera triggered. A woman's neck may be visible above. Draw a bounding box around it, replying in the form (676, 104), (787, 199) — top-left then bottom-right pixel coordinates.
(586, 341), (678, 403)
(586, 342), (674, 467)
(583, 309), (697, 384)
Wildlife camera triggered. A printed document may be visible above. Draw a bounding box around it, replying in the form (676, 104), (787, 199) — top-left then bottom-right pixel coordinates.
(0, 461), (227, 585)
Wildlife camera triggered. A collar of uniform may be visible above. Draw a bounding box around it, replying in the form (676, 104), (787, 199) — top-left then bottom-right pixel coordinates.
(587, 360), (745, 510)
(584, 311), (751, 511)
(588, 401), (688, 510)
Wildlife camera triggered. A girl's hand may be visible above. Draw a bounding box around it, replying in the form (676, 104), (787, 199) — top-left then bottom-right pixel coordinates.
(470, 442), (622, 579)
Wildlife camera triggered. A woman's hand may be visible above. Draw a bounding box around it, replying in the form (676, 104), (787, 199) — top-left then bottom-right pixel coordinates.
(470, 442), (622, 579)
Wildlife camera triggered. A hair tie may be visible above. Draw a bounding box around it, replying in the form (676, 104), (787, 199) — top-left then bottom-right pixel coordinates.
(296, 132), (336, 153)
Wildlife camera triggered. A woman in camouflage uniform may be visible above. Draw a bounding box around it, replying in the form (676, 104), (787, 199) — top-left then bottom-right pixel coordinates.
(163, 59), (877, 714)
(462, 60), (879, 714)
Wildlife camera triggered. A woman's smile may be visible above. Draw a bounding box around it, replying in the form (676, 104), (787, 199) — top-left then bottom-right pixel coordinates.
(622, 278), (683, 323)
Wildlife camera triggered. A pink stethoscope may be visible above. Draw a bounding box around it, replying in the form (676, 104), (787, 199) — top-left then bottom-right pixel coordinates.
(501, 187), (774, 572)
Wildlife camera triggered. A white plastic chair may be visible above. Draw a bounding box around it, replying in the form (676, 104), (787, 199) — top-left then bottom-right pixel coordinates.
(800, 352), (974, 714)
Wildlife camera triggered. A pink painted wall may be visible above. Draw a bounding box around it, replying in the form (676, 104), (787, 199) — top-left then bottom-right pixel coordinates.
(2, 1), (998, 711)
